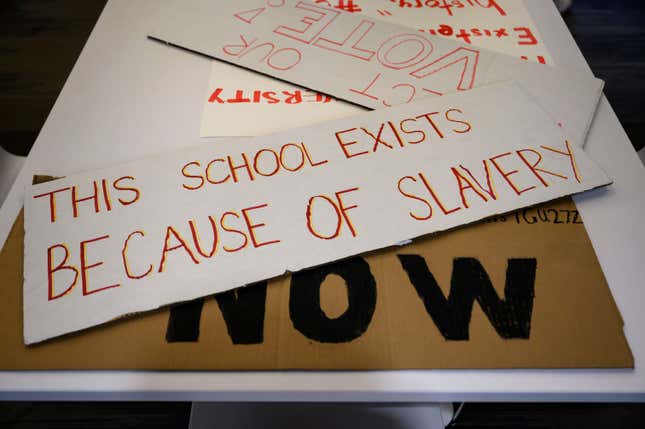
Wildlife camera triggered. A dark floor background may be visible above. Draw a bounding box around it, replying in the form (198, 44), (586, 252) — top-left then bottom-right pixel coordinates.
(1, 0), (644, 428)
(565, 0), (644, 152)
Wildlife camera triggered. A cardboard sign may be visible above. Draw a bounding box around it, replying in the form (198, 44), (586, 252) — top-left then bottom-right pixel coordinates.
(23, 83), (610, 344)
(2, 198), (633, 369)
(200, 0), (554, 137)
(150, 0), (602, 146)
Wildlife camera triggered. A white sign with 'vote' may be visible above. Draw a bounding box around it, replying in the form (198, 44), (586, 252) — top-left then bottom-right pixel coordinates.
(150, 0), (602, 147)
(23, 83), (610, 344)
(198, 0), (556, 138)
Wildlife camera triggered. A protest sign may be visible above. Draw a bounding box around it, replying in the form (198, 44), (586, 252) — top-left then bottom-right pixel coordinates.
(23, 83), (610, 344)
(151, 0), (602, 146)
(199, 0), (555, 137)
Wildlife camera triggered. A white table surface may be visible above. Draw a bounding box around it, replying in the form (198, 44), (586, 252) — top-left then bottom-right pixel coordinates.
(0, 0), (644, 401)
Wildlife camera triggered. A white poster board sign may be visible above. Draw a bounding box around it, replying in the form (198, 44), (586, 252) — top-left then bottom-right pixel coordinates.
(200, 0), (555, 137)
(150, 0), (602, 147)
(24, 83), (610, 344)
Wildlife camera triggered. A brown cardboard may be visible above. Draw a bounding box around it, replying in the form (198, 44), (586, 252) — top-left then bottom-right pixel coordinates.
(0, 195), (633, 369)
